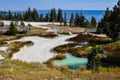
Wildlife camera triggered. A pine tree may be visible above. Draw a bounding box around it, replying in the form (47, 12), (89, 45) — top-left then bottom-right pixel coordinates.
(9, 22), (18, 36)
(79, 15), (86, 27)
(18, 13), (23, 21)
(57, 8), (63, 22)
(85, 20), (90, 28)
(50, 8), (57, 22)
(24, 7), (32, 21)
(91, 16), (97, 28)
(63, 12), (67, 26)
(97, 8), (111, 34)
(74, 13), (79, 26)
(45, 13), (50, 22)
(87, 44), (101, 72)
(39, 14), (43, 22)
(78, 10), (87, 27)
(74, 11), (86, 27)
(31, 8), (39, 21)
(8, 10), (13, 20)
(69, 13), (74, 27)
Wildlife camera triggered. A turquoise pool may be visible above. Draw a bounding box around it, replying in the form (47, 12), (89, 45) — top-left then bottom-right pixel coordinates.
(54, 53), (88, 70)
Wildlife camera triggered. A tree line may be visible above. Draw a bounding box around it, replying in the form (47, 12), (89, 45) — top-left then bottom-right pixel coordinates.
(69, 12), (97, 27)
(0, 8), (65, 23)
(97, 0), (120, 41)
(0, 7), (97, 27)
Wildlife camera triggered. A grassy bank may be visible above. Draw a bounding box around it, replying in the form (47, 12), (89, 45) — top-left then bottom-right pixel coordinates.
(0, 60), (119, 80)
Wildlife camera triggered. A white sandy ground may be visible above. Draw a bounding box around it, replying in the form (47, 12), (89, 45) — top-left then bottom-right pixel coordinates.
(0, 21), (63, 61)
(0, 54), (4, 60)
(1, 21), (106, 62)
(2, 21), (76, 62)
(3, 21), (60, 26)
(0, 47), (8, 60)
(11, 35), (76, 63)
(0, 46), (8, 52)
(83, 32), (107, 38)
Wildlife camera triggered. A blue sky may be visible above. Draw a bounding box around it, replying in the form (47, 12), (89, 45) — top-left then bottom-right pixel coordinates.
(0, 0), (118, 11)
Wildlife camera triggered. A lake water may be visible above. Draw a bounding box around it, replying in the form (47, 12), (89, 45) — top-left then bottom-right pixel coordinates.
(54, 53), (88, 70)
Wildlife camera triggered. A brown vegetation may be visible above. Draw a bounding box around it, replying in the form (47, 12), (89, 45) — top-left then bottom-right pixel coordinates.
(40, 32), (58, 38)
(54, 54), (66, 60)
(67, 33), (111, 43)
(52, 43), (78, 53)
(70, 46), (92, 57)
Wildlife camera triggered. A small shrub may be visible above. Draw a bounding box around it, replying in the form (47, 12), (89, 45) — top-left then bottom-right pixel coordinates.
(28, 24), (32, 26)
(25, 41), (34, 46)
(9, 22), (18, 36)
(40, 32), (58, 38)
(21, 21), (25, 26)
(0, 22), (4, 27)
